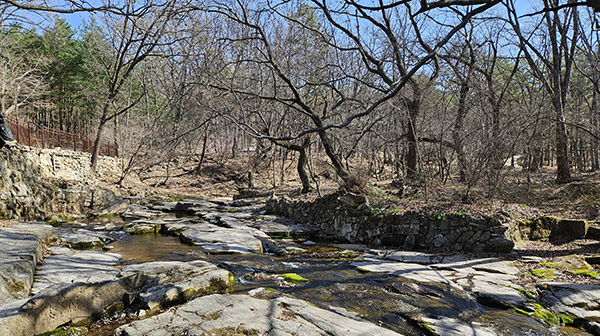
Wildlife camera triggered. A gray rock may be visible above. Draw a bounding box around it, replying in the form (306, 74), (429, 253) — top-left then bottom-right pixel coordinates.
(30, 246), (121, 295)
(420, 317), (497, 336)
(56, 227), (114, 248)
(90, 188), (117, 209)
(122, 220), (163, 234)
(252, 221), (294, 238)
(431, 258), (519, 276)
(0, 273), (143, 336)
(114, 294), (402, 336)
(540, 282), (600, 321)
(483, 237), (514, 253)
(121, 261), (234, 310)
(433, 234), (446, 247)
(89, 198), (129, 217)
(150, 201), (178, 212)
(431, 258), (524, 309)
(121, 209), (164, 219)
(403, 235), (416, 250)
(383, 251), (443, 264)
(352, 260), (456, 286)
(467, 278), (526, 309)
(0, 223), (58, 305)
(174, 199), (219, 213)
(181, 223), (265, 254)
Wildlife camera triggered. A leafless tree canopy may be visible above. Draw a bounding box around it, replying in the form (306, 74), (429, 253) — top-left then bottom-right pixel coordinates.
(2, 0), (600, 197)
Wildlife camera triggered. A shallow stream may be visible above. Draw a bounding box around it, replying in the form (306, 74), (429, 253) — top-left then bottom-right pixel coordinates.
(86, 229), (591, 336)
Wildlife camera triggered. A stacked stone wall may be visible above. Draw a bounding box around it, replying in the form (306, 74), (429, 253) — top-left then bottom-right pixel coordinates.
(265, 193), (515, 252)
(0, 146), (122, 220)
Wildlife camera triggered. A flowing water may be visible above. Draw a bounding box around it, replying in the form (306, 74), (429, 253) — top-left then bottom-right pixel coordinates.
(84, 230), (591, 336)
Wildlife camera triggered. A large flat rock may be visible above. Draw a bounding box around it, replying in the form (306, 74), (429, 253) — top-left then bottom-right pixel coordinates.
(56, 227), (115, 248)
(430, 257), (526, 308)
(164, 221), (266, 254)
(352, 260), (455, 285)
(0, 223), (58, 305)
(420, 317), (497, 336)
(366, 254), (527, 310)
(181, 223), (264, 254)
(174, 199), (220, 213)
(30, 246), (122, 295)
(540, 282), (600, 321)
(114, 294), (402, 336)
(0, 274), (143, 336)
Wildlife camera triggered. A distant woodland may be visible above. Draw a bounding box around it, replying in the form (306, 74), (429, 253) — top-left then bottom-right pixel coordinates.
(1, 0), (600, 195)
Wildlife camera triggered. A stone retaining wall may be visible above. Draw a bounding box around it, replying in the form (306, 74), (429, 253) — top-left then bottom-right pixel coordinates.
(265, 193), (515, 252)
(266, 193), (598, 252)
(0, 146), (123, 220)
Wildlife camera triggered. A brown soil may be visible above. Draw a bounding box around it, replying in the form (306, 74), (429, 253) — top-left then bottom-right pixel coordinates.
(107, 153), (600, 222)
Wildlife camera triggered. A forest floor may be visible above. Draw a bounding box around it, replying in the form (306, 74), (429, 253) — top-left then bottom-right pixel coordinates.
(120, 152), (600, 222)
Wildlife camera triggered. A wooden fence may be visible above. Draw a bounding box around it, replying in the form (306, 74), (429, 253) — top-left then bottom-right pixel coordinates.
(5, 116), (118, 157)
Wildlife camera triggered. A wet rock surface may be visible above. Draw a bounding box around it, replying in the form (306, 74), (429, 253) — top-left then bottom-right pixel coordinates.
(56, 227), (115, 248)
(0, 198), (598, 335)
(120, 261), (233, 311)
(114, 294), (402, 336)
(0, 223), (58, 305)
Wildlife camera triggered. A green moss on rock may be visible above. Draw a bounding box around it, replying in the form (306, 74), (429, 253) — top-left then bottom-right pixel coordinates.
(280, 273), (308, 284)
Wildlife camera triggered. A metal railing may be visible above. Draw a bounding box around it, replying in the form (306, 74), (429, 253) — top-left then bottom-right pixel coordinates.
(5, 116), (118, 157)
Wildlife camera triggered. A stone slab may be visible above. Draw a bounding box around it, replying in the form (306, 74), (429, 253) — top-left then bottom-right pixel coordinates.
(352, 260), (454, 285)
(421, 317), (497, 336)
(30, 246), (121, 295)
(56, 227), (114, 247)
(114, 294), (402, 336)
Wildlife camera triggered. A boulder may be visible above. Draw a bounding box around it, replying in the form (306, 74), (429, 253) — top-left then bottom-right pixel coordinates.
(122, 220), (163, 234)
(174, 199), (219, 213)
(0, 274), (143, 336)
(557, 219), (588, 239)
(90, 188), (117, 209)
(120, 260), (234, 310)
(483, 237), (514, 253)
(587, 226), (600, 240)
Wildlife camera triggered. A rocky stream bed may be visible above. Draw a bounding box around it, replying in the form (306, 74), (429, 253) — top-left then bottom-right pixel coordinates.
(1, 197), (600, 335)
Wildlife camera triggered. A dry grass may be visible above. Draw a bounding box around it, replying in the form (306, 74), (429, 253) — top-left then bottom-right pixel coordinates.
(101, 152), (600, 221)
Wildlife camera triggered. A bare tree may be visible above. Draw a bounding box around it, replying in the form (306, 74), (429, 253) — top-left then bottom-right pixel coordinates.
(205, 0), (500, 190)
(89, 0), (192, 172)
(506, 0), (580, 183)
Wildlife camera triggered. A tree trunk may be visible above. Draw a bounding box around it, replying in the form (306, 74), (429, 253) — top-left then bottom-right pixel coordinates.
(298, 137), (312, 193)
(317, 130), (350, 181)
(90, 118), (108, 172)
(195, 132), (209, 175)
(592, 85), (599, 171)
(406, 98), (420, 178)
(453, 79), (469, 182)
(555, 99), (571, 183)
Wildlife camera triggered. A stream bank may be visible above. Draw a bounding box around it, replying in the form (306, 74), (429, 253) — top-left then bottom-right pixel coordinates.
(0, 197), (598, 336)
